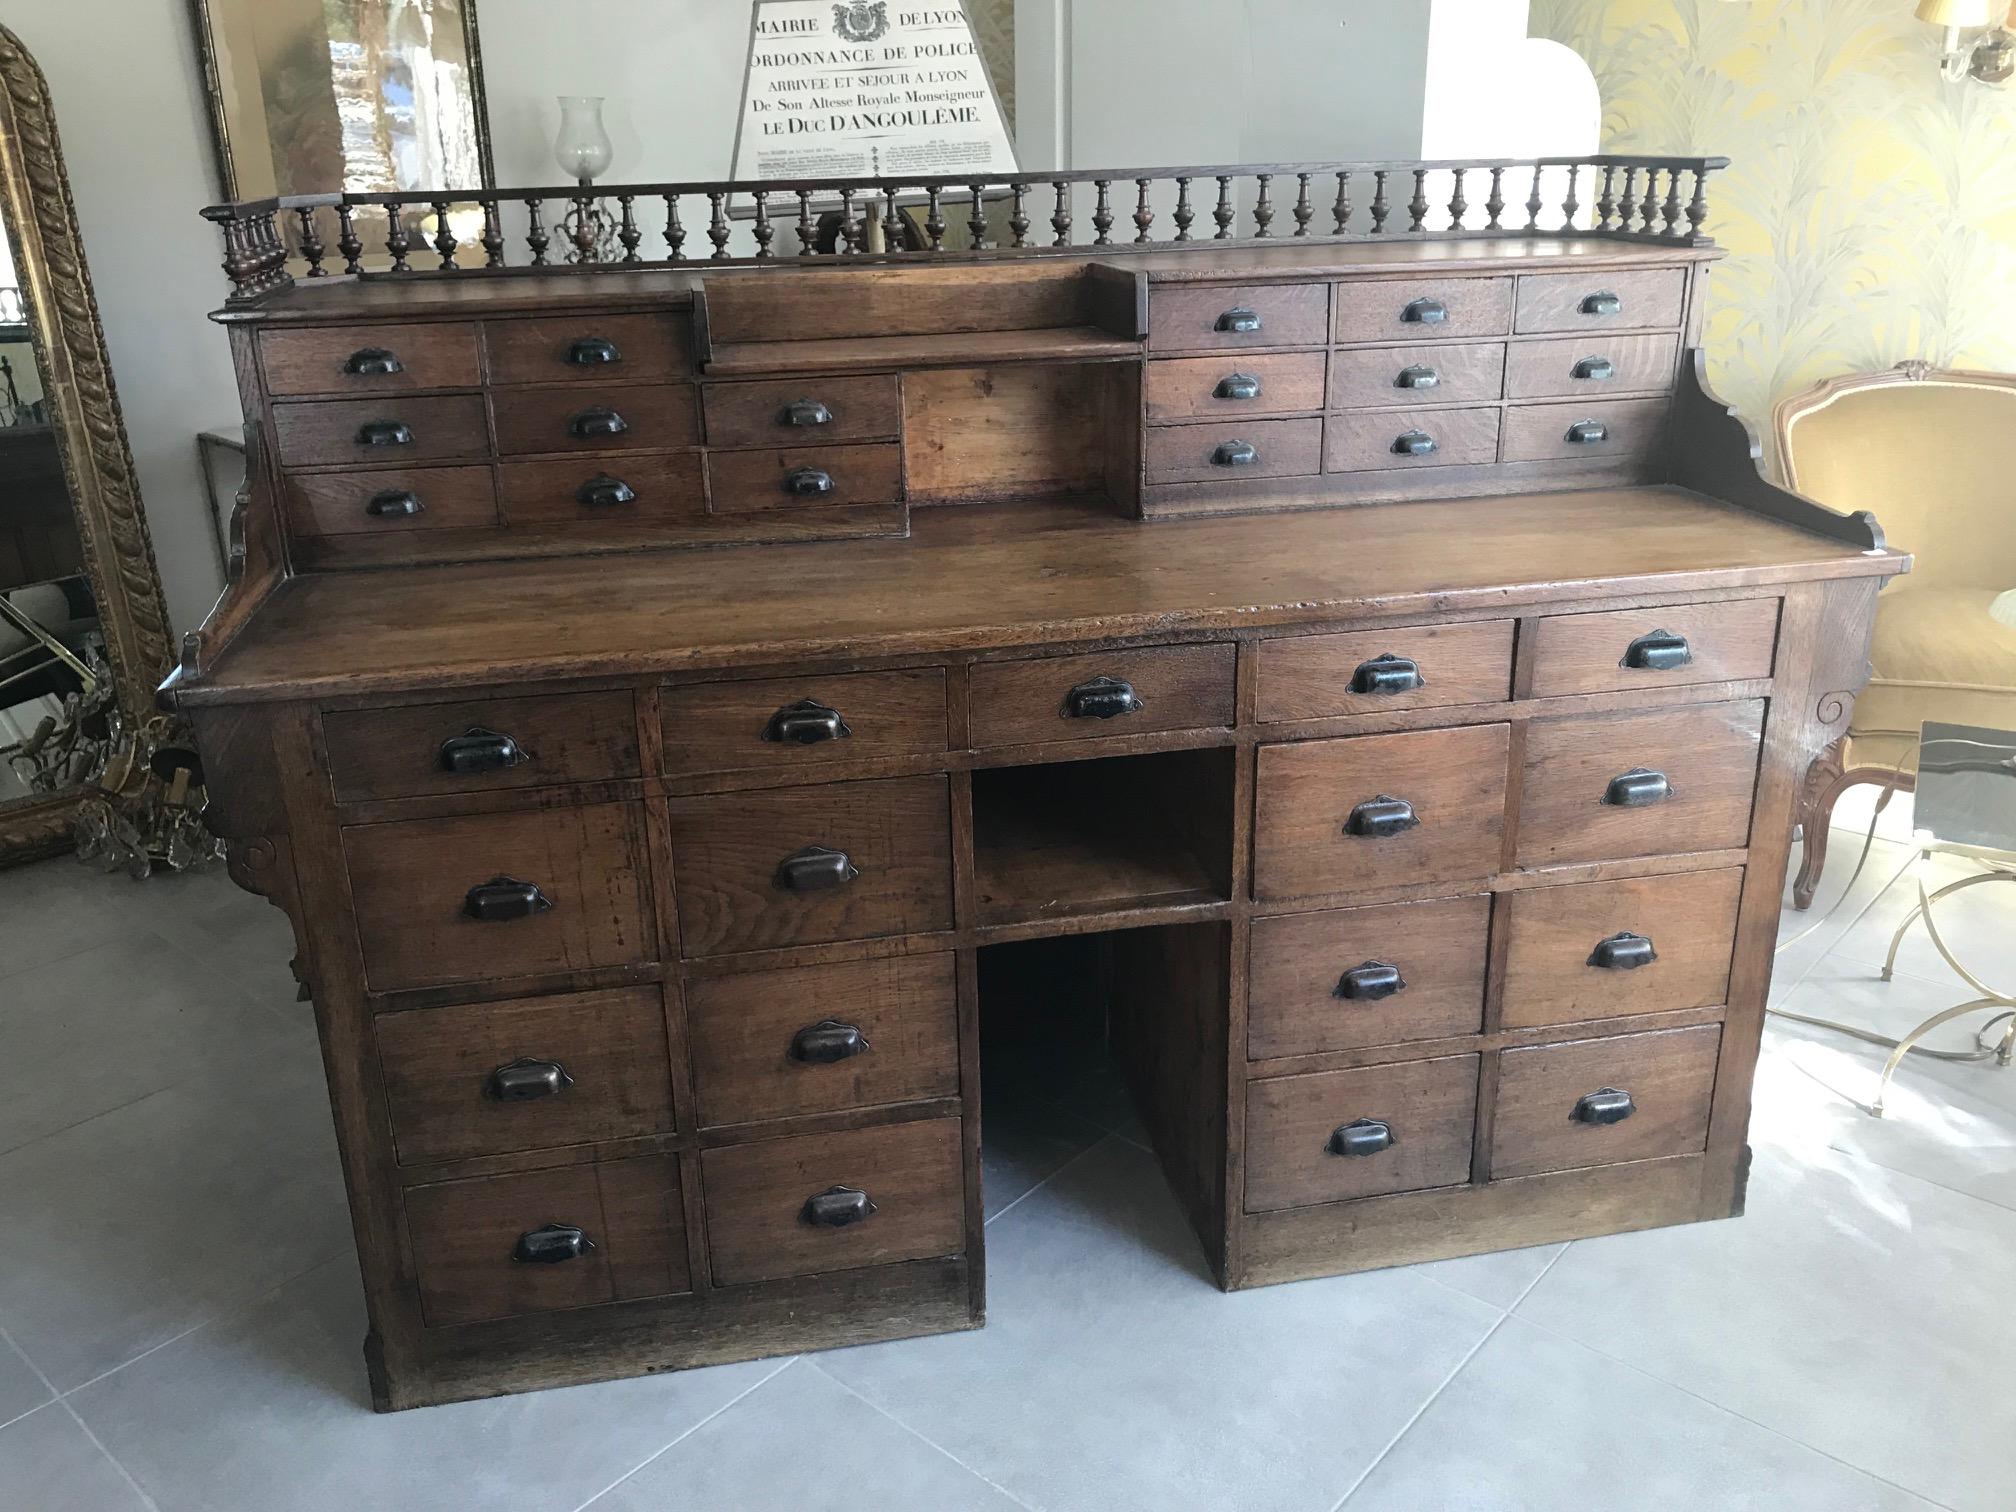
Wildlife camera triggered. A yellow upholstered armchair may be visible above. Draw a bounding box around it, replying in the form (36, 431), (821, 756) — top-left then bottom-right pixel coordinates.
(1776, 361), (2016, 907)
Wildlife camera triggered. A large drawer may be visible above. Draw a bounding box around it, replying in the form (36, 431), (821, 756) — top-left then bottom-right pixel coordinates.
(491, 383), (700, 456)
(966, 643), (1236, 749)
(496, 453), (707, 528)
(1143, 352), (1327, 422)
(484, 313), (691, 385)
(1324, 406), (1499, 473)
(1527, 599), (1779, 698)
(1244, 1054), (1479, 1211)
(260, 321), (481, 397)
(1504, 331), (1681, 400)
(1254, 620), (1514, 723)
(662, 669), (948, 776)
(1513, 267), (1687, 334)
(283, 466), (499, 539)
(1490, 1024), (1721, 1178)
(1143, 416), (1323, 486)
(1332, 277), (1512, 344)
(707, 442), (903, 512)
(1147, 282), (1329, 353)
(1329, 342), (1506, 410)
(271, 394), (489, 470)
(323, 689), (639, 803)
(703, 374), (901, 447)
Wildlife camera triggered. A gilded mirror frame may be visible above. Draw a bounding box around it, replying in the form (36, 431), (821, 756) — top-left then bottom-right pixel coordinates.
(0, 25), (177, 863)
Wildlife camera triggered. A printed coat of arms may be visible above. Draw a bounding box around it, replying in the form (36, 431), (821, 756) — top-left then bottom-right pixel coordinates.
(832, 2), (890, 44)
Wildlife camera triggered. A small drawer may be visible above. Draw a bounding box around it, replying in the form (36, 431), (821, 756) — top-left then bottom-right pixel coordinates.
(966, 643), (1236, 749)
(497, 453), (707, 527)
(491, 384), (699, 457)
(1254, 724), (1510, 903)
(708, 442), (903, 513)
(1325, 406), (1499, 473)
(704, 375), (901, 447)
(1143, 416), (1322, 486)
(1254, 620), (1513, 723)
(1513, 268), (1687, 334)
(1329, 343), (1506, 410)
(1146, 282), (1330, 354)
(377, 986), (674, 1164)
(688, 953), (959, 1128)
(666, 775), (953, 957)
(1515, 701), (1763, 869)
(1333, 277), (1512, 344)
(282, 465), (499, 538)
(271, 395), (489, 470)
(406, 1156), (689, 1326)
(1249, 896), (1490, 1059)
(662, 669), (948, 777)
(259, 321), (480, 396)
(1244, 1054), (1478, 1212)
(323, 690), (639, 804)
(484, 313), (691, 385)
(1500, 397), (1669, 464)
(1143, 352), (1327, 422)
(701, 1117), (965, 1285)
(1527, 599), (1780, 698)
(342, 803), (654, 991)
(1504, 332), (1681, 400)
(1500, 868), (1743, 1030)
(1490, 1024), (1721, 1179)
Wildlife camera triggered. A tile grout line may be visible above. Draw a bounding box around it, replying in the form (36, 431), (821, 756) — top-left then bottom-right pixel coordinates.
(0, 1323), (162, 1512)
(568, 1355), (800, 1512)
(983, 1130), (1116, 1228)
(809, 1360), (1045, 1511)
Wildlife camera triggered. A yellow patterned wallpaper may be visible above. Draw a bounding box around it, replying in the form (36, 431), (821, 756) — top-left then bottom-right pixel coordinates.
(1531, 0), (2016, 438)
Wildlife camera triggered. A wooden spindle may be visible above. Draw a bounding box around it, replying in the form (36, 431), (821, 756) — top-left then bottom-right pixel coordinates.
(618, 194), (643, 263)
(881, 186), (901, 251)
(1686, 166), (1711, 240)
(1407, 169), (1429, 232)
(1213, 176), (1234, 239)
(1370, 170), (1390, 233)
(294, 207), (326, 277)
(665, 195), (687, 261)
(708, 191), (731, 258)
(1174, 177), (1195, 241)
(968, 183), (988, 249)
(1596, 165), (1618, 231)
(754, 191), (776, 260)
(480, 200), (506, 267)
(838, 187), (857, 252)
(1253, 173), (1275, 237)
(337, 203), (363, 274)
(1447, 168), (1467, 231)
(525, 199), (550, 266)
(1092, 179), (1114, 245)
(385, 206), (412, 273)
(571, 193), (599, 262)
(1133, 178), (1154, 243)
(1661, 169), (1683, 238)
(928, 186), (948, 250)
(1051, 181), (1071, 246)
(217, 217), (252, 294)
(1524, 165), (1544, 230)
(1332, 171), (1352, 234)
(1292, 173), (1313, 236)
(1010, 182), (1031, 247)
(431, 199), (458, 270)
(1560, 164), (1580, 230)
(796, 189), (816, 254)
(1641, 169), (1662, 234)
(1485, 166), (1506, 231)
(1616, 167), (1638, 232)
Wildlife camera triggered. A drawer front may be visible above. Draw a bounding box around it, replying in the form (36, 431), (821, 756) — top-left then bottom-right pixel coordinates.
(1500, 397), (1670, 464)
(1325, 406), (1499, 473)
(666, 775), (953, 957)
(1513, 267), (1688, 334)
(701, 1118), (965, 1285)
(663, 669), (948, 776)
(1333, 277), (1512, 344)
(1254, 724), (1510, 903)
(1329, 343), (1506, 410)
(1244, 1054), (1479, 1211)
(283, 466), (499, 538)
(407, 1156), (689, 1326)
(492, 383), (700, 456)
(704, 374), (901, 447)
(1500, 868), (1743, 1030)
(496, 453), (707, 527)
(708, 442), (903, 513)
(271, 395), (489, 469)
(1249, 896), (1490, 1059)
(1504, 331), (1681, 400)
(485, 313), (691, 385)
(1143, 416), (1323, 486)
(688, 953), (959, 1128)
(324, 690), (639, 803)
(1143, 352), (1327, 422)
(343, 803), (654, 991)
(260, 321), (480, 396)
(1254, 620), (1514, 723)
(1528, 599), (1780, 698)
(1146, 282), (1329, 353)
(967, 643), (1236, 749)
(376, 987), (674, 1164)
(1490, 1024), (1721, 1178)
(1516, 701), (1763, 868)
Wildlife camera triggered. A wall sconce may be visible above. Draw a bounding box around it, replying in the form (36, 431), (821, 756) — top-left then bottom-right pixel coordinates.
(1917, 0), (2015, 84)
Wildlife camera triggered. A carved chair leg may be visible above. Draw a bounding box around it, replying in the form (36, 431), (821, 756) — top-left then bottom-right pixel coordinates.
(1793, 737), (1847, 910)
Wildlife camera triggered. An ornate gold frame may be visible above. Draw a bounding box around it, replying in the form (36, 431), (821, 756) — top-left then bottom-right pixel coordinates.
(0, 25), (176, 864)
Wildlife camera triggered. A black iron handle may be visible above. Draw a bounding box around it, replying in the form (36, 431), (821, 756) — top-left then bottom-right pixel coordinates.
(577, 473), (637, 508)
(462, 876), (554, 921)
(438, 726), (529, 774)
(1351, 654), (1424, 695)
(1392, 430), (1438, 457)
(782, 398), (834, 427)
(567, 336), (622, 366)
(1062, 675), (1144, 720)
(512, 1223), (595, 1264)
(763, 698), (852, 745)
(1572, 355), (1617, 382)
(485, 1057), (575, 1101)
(1622, 629), (1692, 671)
(1214, 373), (1262, 401)
(789, 1019), (871, 1065)
(1566, 420), (1609, 445)
(1327, 1118), (1395, 1157)
(1580, 291), (1624, 316)
(365, 490), (424, 518)
(1401, 297), (1448, 325)
(344, 346), (404, 376)
(775, 845), (859, 892)
(1588, 932), (1658, 971)
(1395, 365), (1440, 390)
(1573, 1087), (1636, 1126)
(1335, 961), (1406, 1002)
(357, 419), (413, 447)
(1603, 768), (1673, 808)
(1212, 440), (1258, 467)
(1215, 306), (1262, 334)
(569, 407), (628, 440)
(801, 1185), (877, 1228)
(783, 467), (835, 496)
(1345, 795), (1419, 839)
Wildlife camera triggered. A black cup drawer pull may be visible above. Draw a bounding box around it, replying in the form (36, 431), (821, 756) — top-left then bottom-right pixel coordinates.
(1401, 297), (1448, 325)
(1327, 1118), (1395, 1158)
(357, 420), (413, 447)
(1573, 1088), (1636, 1126)
(1351, 654), (1424, 695)
(438, 726), (530, 774)
(512, 1223), (595, 1264)
(1212, 440), (1258, 467)
(1622, 629), (1692, 671)
(783, 467), (835, 496)
(1603, 768), (1672, 808)
(462, 876), (554, 921)
(1392, 430), (1438, 457)
(577, 474), (637, 508)
(344, 347), (404, 376)
(1215, 306), (1262, 334)
(1572, 356), (1617, 382)
(782, 398), (834, 427)
(802, 1185), (876, 1228)
(1565, 419), (1609, 445)
(485, 1057), (575, 1101)
(775, 845), (859, 892)
(1588, 932), (1658, 971)
(763, 698), (853, 745)
(567, 336), (622, 366)
(1395, 365), (1440, 390)
(1335, 961), (1406, 1002)
(1215, 372), (1262, 401)
(569, 408), (628, 440)
(1580, 291), (1624, 317)
(1062, 675), (1144, 720)
(1346, 795), (1419, 839)
(365, 490), (424, 518)
(790, 1019), (871, 1065)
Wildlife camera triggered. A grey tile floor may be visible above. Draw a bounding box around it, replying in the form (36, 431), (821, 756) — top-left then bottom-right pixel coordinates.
(1, 791), (2011, 1511)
